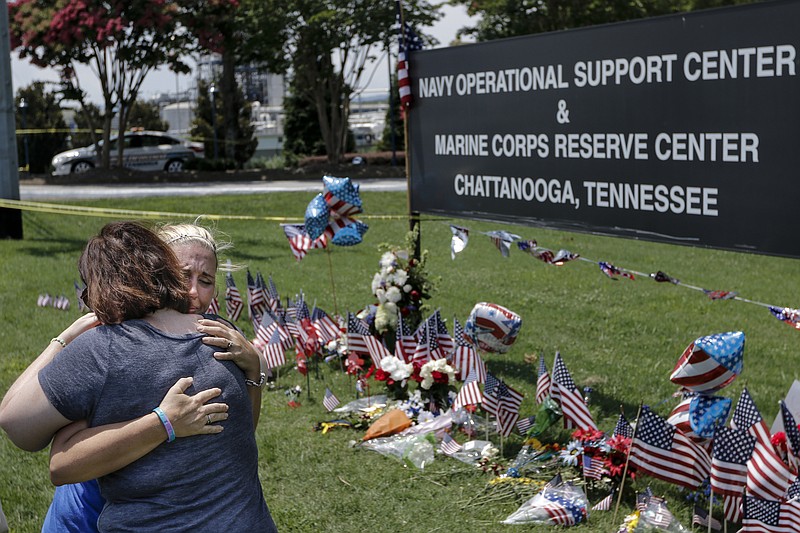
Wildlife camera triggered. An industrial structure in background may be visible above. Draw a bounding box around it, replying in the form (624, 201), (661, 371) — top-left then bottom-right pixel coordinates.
(153, 55), (388, 158)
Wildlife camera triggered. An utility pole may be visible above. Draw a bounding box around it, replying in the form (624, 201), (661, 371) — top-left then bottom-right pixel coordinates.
(0, 0), (23, 239)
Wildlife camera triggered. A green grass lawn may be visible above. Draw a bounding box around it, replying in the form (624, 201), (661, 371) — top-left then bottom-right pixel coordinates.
(1, 191), (799, 532)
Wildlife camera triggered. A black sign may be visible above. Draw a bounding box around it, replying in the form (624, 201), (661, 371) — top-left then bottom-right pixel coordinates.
(408, 1), (800, 258)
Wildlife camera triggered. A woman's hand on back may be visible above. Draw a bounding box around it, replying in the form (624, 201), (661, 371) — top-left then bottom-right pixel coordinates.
(159, 377), (228, 436)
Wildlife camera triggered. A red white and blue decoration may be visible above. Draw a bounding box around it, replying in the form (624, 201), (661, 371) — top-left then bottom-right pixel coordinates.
(670, 331), (744, 393)
(464, 302), (522, 354)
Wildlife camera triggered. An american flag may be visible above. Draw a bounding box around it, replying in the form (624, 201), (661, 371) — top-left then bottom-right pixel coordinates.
(481, 373), (501, 415)
(598, 261), (634, 280)
(453, 368), (482, 410)
(450, 225), (469, 260)
(412, 319), (433, 363)
(74, 281), (88, 312)
(395, 2), (424, 109)
(613, 413), (634, 439)
(483, 230), (519, 258)
(743, 496), (800, 533)
(670, 331), (744, 394)
(483, 376), (524, 437)
(394, 308), (416, 363)
(346, 312), (370, 356)
(282, 223), (327, 262)
(628, 407), (711, 489)
(323, 388), (340, 412)
(224, 272), (243, 322)
(551, 249), (580, 265)
(539, 489), (586, 526)
(206, 296), (219, 315)
(312, 307), (341, 344)
(440, 433), (462, 456)
(651, 270), (679, 284)
(788, 477), (800, 501)
(430, 310), (454, 356)
(246, 270), (267, 323)
(747, 437), (793, 501)
(710, 426), (756, 497)
(724, 495), (743, 524)
(582, 454), (607, 480)
(781, 401), (800, 473)
(517, 416), (535, 435)
(451, 318), (485, 383)
(516, 239), (537, 253)
(364, 336), (391, 367)
(551, 352), (597, 430)
(536, 355), (551, 404)
(266, 275), (280, 312)
(703, 289), (738, 300)
(591, 492), (613, 512)
(769, 306), (800, 330)
(731, 387), (772, 445)
(263, 329), (286, 370)
(692, 505), (722, 531)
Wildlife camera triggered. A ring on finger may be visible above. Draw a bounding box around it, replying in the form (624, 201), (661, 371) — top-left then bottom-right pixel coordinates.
(226, 340), (233, 350)
(206, 414), (212, 425)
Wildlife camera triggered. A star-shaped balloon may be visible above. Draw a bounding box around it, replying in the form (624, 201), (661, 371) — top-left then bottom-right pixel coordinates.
(303, 176), (369, 246)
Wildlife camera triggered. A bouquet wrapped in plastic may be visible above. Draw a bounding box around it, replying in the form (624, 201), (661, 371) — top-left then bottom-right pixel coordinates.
(359, 433), (436, 469)
(617, 492), (689, 532)
(502, 475), (588, 526)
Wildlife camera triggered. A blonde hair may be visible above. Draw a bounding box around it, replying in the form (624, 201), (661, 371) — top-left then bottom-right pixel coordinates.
(157, 218), (237, 272)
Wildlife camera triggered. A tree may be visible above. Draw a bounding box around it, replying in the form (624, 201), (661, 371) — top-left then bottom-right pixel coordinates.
(126, 100), (169, 132)
(191, 80), (257, 168)
(377, 73), (405, 155)
(9, 0), (199, 169)
(455, 0), (756, 41)
(282, 80), (327, 162)
(250, 0), (437, 164)
(14, 82), (68, 174)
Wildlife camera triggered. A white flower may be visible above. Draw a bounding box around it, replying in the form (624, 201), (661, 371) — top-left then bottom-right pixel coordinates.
(383, 302), (397, 316)
(380, 251), (397, 269)
(371, 273), (384, 293)
(403, 284), (412, 293)
(385, 286), (402, 303)
(380, 356), (413, 381)
(417, 411), (435, 424)
(375, 288), (386, 303)
(392, 270), (408, 286)
(375, 306), (390, 331)
(419, 359), (456, 390)
(396, 250), (409, 261)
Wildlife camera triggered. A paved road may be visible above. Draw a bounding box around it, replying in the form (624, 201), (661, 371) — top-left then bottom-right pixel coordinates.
(19, 178), (408, 201)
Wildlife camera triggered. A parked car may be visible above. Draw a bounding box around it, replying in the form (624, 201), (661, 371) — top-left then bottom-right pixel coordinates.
(51, 131), (204, 175)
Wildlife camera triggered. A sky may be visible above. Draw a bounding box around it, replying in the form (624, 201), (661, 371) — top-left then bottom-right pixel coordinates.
(9, 4), (476, 106)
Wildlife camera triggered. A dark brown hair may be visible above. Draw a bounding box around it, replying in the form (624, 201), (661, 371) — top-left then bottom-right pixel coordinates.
(79, 221), (190, 324)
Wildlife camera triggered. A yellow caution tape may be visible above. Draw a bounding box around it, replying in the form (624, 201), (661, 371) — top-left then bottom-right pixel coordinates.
(0, 198), (419, 222)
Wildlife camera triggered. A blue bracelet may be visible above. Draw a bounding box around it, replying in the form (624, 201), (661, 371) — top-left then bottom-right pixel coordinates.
(152, 407), (176, 442)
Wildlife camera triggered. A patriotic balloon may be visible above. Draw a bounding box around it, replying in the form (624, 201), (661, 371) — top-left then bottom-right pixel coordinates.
(464, 302), (522, 353)
(303, 176), (368, 246)
(667, 394), (732, 439)
(670, 331), (744, 393)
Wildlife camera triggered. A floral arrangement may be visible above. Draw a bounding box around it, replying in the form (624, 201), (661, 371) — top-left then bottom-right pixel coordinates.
(412, 358), (457, 413)
(371, 227), (434, 337)
(558, 428), (636, 483)
(365, 356), (413, 400)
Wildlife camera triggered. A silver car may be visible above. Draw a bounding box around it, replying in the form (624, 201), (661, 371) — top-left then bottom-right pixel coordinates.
(51, 131), (204, 175)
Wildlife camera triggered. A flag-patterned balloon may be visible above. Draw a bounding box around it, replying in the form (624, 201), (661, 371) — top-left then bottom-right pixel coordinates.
(667, 396), (695, 437)
(464, 302), (522, 354)
(304, 194), (330, 240)
(689, 395), (732, 439)
(331, 223), (364, 246)
(670, 331), (744, 393)
(322, 175), (363, 217)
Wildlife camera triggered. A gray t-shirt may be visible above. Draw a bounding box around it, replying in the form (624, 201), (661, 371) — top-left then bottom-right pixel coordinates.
(40, 318), (277, 532)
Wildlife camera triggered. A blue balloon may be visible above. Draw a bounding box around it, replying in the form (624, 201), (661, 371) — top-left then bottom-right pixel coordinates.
(322, 175), (363, 216)
(331, 224), (362, 246)
(304, 194), (329, 240)
(353, 220), (369, 236)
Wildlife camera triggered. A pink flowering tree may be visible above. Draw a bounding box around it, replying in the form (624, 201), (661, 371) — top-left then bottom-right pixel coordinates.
(9, 0), (205, 168)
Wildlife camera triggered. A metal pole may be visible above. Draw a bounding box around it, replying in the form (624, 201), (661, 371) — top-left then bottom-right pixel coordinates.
(0, 0), (23, 238)
(209, 85), (218, 160)
(19, 97), (29, 172)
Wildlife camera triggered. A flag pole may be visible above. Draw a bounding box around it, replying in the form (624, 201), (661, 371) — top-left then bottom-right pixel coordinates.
(325, 247), (339, 316)
(396, 0), (421, 261)
(708, 489), (713, 533)
(613, 401), (644, 525)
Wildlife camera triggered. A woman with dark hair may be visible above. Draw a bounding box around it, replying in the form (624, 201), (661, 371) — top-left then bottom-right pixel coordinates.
(0, 222), (276, 531)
